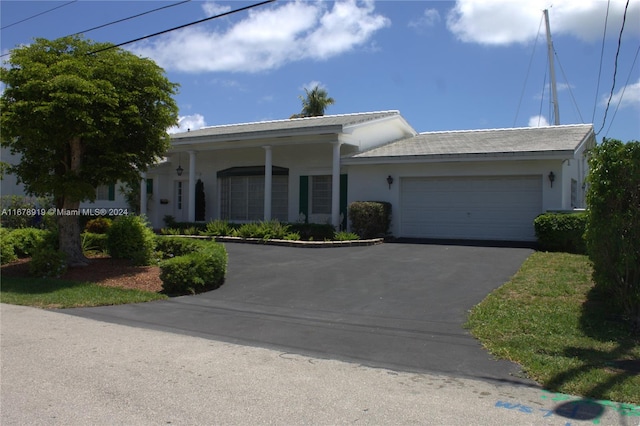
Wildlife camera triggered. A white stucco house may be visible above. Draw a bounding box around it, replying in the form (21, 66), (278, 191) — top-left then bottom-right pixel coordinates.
(141, 110), (595, 242)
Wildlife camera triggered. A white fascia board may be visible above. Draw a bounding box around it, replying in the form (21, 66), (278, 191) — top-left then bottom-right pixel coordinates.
(342, 150), (576, 165)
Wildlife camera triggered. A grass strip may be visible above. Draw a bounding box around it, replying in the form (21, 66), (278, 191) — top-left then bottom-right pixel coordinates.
(467, 252), (640, 404)
(0, 277), (167, 309)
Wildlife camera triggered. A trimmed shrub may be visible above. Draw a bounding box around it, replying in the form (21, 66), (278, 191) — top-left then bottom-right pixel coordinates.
(585, 138), (640, 332)
(348, 201), (391, 239)
(8, 228), (50, 257)
(534, 212), (587, 254)
(288, 223), (335, 241)
(159, 242), (227, 295)
(106, 215), (156, 266)
(29, 247), (67, 278)
(155, 236), (203, 259)
(84, 217), (112, 234)
(81, 232), (108, 254)
(1, 228), (17, 265)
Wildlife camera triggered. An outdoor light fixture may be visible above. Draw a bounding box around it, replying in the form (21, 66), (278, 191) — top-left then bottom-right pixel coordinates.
(548, 171), (555, 188)
(176, 154), (183, 176)
(387, 175), (394, 189)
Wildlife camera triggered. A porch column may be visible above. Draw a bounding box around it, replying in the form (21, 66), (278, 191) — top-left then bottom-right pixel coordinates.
(188, 150), (196, 222)
(139, 172), (147, 217)
(331, 141), (341, 228)
(263, 145), (272, 221)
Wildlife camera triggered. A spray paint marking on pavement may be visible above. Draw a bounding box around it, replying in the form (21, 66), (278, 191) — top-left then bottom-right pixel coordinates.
(493, 390), (640, 425)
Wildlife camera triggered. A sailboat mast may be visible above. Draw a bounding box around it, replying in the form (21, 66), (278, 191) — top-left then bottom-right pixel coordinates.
(544, 9), (560, 125)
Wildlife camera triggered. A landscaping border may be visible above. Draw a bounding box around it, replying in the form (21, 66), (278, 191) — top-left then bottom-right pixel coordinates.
(158, 235), (384, 248)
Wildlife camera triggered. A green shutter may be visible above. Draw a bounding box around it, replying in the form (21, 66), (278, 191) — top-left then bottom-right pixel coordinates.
(108, 184), (115, 201)
(299, 175), (309, 223)
(340, 174), (348, 230)
(146, 178), (153, 195)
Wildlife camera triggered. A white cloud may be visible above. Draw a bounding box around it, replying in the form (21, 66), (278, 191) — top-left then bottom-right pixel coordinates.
(131, 0), (390, 73)
(409, 8), (441, 30)
(202, 2), (231, 17)
(446, 0), (640, 45)
(528, 115), (550, 127)
(602, 78), (640, 109)
(168, 114), (207, 134)
(301, 80), (324, 91)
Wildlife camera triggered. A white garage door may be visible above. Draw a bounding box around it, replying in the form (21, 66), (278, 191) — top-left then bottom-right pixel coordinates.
(400, 176), (542, 241)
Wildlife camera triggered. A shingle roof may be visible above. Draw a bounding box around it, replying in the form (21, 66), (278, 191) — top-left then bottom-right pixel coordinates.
(171, 111), (400, 140)
(348, 124), (594, 161)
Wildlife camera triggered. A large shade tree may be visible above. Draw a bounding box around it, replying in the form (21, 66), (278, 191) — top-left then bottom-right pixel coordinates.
(291, 85), (335, 118)
(0, 36), (179, 266)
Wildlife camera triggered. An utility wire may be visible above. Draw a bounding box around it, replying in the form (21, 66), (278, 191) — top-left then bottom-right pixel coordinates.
(69, 0), (192, 37)
(1, 0), (77, 30)
(537, 64), (548, 126)
(513, 13), (544, 127)
(554, 49), (585, 123)
(591, 0), (610, 123)
(0, 0), (193, 59)
(88, 0), (276, 55)
(604, 43), (640, 137)
(596, 0), (630, 135)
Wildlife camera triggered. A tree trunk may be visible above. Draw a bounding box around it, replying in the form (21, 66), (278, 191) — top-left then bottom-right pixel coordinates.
(58, 136), (89, 267)
(58, 198), (88, 267)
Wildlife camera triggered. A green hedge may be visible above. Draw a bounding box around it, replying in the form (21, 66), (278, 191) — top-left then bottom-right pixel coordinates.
(534, 212), (587, 254)
(6, 228), (50, 257)
(159, 241), (227, 295)
(106, 215), (156, 266)
(155, 236), (204, 259)
(0, 228), (17, 265)
(348, 201), (391, 239)
(585, 138), (640, 332)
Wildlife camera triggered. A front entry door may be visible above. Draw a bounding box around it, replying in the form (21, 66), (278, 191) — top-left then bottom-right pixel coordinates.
(174, 180), (188, 222)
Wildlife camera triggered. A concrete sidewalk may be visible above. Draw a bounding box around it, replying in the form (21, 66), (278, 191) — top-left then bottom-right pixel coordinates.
(2, 303), (636, 425)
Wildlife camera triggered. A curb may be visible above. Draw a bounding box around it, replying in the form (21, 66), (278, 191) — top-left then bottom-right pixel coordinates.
(157, 234), (384, 248)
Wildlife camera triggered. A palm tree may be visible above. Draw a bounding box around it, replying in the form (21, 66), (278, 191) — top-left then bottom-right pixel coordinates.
(296, 85), (335, 118)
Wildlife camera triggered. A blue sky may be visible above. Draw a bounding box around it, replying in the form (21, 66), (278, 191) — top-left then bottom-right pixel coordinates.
(2, 1), (639, 142)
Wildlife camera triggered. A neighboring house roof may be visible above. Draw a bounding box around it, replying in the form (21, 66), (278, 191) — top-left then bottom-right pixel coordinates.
(171, 110), (404, 143)
(344, 124), (595, 164)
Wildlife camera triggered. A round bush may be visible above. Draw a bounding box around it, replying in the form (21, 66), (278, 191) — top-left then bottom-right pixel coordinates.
(159, 241), (227, 295)
(1, 228), (17, 265)
(106, 215), (156, 266)
(84, 217), (113, 234)
(8, 228), (50, 257)
(29, 247), (67, 278)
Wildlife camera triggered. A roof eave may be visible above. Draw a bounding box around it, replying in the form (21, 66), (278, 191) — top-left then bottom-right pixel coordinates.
(342, 150), (577, 165)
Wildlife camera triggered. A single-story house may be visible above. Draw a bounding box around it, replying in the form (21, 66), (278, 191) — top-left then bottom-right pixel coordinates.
(142, 110), (595, 242)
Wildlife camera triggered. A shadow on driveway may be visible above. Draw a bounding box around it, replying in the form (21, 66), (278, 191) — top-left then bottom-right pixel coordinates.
(66, 242), (536, 385)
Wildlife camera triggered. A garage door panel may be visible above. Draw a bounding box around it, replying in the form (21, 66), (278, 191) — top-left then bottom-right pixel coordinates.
(400, 176), (542, 241)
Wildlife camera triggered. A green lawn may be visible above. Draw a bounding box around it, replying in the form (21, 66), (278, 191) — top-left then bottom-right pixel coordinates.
(467, 251), (640, 404)
(0, 276), (167, 308)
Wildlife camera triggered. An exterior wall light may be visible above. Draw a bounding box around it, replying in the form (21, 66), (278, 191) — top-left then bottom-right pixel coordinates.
(548, 171), (555, 188)
(176, 153), (183, 176)
(387, 175), (394, 189)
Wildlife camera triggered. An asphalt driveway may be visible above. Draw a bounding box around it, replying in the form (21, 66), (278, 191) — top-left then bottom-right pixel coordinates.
(66, 242), (535, 384)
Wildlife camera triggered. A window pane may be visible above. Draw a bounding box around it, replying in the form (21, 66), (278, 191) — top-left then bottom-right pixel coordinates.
(312, 176), (331, 214)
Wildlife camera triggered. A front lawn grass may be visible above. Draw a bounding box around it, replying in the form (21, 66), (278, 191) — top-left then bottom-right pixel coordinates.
(467, 252), (640, 404)
(0, 277), (167, 309)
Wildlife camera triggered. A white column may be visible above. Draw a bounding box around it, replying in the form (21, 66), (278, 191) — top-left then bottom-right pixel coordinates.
(188, 150), (196, 222)
(331, 141), (341, 228)
(263, 145), (272, 221)
(139, 172), (147, 217)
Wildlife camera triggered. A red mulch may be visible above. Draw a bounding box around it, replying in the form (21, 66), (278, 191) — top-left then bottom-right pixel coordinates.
(1, 256), (163, 293)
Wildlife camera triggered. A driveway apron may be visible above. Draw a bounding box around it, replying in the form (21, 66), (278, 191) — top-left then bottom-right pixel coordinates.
(66, 242), (535, 384)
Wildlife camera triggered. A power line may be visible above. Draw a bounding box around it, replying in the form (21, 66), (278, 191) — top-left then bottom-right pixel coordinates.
(591, 0), (610, 123)
(604, 43), (640, 137)
(0, 0), (193, 59)
(1, 1), (78, 30)
(88, 0), (276, 55)
(69, 0), (192, 37)
(596, 0), (630, 135)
